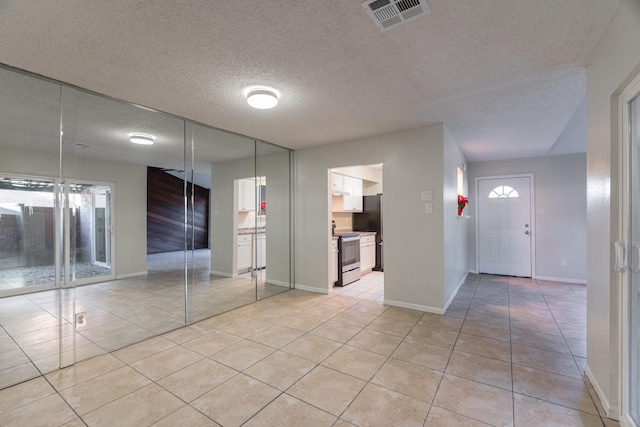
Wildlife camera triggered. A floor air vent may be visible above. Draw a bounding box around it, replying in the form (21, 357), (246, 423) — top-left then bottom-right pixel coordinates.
(362, 0), (430, 32)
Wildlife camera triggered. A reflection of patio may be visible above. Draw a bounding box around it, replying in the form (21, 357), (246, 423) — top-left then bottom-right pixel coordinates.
(0, 262), (111, 290)
(0, 249), (288, 389)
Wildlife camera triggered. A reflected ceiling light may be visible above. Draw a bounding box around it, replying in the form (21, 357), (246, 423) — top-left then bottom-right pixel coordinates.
(129, 133), (155, 145)
(246, 89), (278, 109)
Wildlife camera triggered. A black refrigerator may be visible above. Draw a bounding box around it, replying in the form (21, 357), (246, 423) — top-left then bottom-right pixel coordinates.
(352, 194), (383, 271)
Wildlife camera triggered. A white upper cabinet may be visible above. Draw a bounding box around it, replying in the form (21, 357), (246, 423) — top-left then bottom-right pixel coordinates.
(343, 176), (363, 212)
(238, 178), (256, 211)
(331, 173), (346, 194)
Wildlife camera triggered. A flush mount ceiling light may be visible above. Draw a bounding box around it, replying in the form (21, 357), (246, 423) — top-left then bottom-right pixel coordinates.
(129, 133), (155, 145)
(246, 89), (279, 109)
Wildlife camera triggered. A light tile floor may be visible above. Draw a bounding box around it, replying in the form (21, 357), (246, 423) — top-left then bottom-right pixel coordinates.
(332, 271), (384, 301)
(0, 274), (620, 426)
(0, 250), (287, 389)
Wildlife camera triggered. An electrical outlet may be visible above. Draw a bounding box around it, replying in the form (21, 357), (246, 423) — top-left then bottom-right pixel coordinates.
(561, 259), (568, 267)
(75, 312), (87, 328)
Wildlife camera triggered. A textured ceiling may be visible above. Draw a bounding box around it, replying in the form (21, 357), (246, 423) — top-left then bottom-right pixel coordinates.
(0, 0), (620, 161)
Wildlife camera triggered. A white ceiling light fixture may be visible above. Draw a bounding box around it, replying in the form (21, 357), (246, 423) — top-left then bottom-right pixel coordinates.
(129, 133), (155, 145)
(246, 89), (279, 109)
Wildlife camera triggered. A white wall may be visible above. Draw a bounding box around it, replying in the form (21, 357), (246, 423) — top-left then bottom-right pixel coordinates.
(296, 123), (467, 312)
(442, 126), (469, 307)
(585, 0), (640, 417)
(0, 145), (148, 277)
(467, 153), (587, 283)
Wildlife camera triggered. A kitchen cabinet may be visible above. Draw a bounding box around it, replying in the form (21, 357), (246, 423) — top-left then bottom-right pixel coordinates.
(331, 238), (338, 284)
(254, 233), (266, 269)
(331, 174), (362, 212)
(331, 173), (346, 194)
(237, 233), (266, 273)
(238, 178), (256, 211)
(359, 233), (376, 273)
(237, 234), (252, 272)
(343, 176), (363, 212)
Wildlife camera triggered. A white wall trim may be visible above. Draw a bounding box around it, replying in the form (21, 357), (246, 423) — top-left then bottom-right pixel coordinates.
(211, 270), (234, 278)
(295, 283), (329, 294)
(443, 271), (469, 312)
(535, 275), (587, 285)
(265, 279), (291, 288)
(116, 271), (147, 279)
(586, 365), (620, 420)
(383, 299), (444, 314)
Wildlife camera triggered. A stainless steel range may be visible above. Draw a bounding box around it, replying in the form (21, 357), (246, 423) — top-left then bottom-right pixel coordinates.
(337, 233), (361, 286)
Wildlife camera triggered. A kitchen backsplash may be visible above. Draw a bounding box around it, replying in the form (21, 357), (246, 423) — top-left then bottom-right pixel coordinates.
(238, 211), (266, 228)
(332, 212), (352, 230)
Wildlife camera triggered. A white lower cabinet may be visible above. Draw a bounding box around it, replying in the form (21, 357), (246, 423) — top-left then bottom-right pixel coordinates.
(331, 238), (338, 284)
(237, 234), (252, 273)
(254, 233), (266, 269)
(238, 233), (266, 274)
(359, 234), (376, 273)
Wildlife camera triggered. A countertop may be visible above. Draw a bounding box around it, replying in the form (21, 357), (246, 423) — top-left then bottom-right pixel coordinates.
(332, 231), (376, 238)
(238, 227), (266, 235)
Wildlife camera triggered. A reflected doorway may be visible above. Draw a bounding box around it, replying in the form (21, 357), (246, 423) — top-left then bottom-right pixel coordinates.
(330, 164), (384, 301)
(0, 176), (115, 295)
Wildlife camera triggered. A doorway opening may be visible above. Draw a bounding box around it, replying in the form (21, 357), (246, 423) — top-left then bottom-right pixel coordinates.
(329, 164), (383, 301)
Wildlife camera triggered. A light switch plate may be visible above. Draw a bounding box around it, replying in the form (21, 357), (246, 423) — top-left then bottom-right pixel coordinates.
(421, 190), (433, 201)
(425, 203), (432, 214)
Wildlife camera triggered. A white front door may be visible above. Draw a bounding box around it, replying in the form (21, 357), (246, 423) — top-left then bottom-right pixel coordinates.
(477, 176), (533, 277)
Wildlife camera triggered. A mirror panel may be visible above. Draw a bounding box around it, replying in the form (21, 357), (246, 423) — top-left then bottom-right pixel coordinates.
(256, 140), (292, 300)
(0, 64), (294, 390)
(0, 68), (63, 387)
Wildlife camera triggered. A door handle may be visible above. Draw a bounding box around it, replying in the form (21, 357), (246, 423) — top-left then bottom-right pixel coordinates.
(524, 231), (529, 235)
(614, 240), (627, 272)
(633, 241), (640, 273)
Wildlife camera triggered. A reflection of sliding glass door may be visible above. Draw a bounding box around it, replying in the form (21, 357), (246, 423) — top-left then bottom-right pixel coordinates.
(91, 187), (111, 268)
(0, 176), (115, 295)
(68, 182), (115, 285)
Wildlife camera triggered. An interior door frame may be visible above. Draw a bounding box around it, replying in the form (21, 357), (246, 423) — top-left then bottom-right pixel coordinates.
(474, 173), (536, 278)
(618, 70), (640, 427)
(69, 180), (116, 286)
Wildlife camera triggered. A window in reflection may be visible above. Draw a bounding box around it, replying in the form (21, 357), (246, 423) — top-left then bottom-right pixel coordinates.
(0, 176), (56, 291)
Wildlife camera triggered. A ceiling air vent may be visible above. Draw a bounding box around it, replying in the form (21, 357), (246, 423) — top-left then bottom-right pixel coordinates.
(362, 0), (430, 31)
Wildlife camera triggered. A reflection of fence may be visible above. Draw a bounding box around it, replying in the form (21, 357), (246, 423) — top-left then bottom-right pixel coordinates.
(0, 204), (90, 269)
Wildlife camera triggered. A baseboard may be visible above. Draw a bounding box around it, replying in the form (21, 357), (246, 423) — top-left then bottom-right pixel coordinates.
(383, 299), (444, 314)
(443, 271), (469, 312)
(294, 283), (329, 294)
(116, 271), (147, 279)
(585, 365), (620, 420)
(535, 275), (587, 285)
(265, 279), (291, 288)
(211, 271), (233, 278)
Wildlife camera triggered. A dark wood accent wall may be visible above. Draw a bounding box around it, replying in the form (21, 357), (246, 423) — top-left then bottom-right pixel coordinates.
(147, 167), (209, 254)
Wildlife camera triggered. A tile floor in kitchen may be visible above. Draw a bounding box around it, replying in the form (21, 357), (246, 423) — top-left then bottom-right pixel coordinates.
(0, 273), (619, 426)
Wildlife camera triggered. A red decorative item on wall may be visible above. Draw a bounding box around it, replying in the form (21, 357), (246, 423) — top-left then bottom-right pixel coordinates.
(457, 195), (468, 216)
